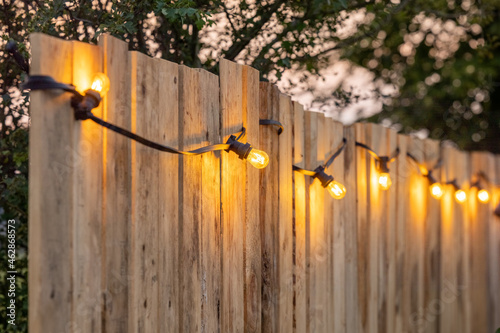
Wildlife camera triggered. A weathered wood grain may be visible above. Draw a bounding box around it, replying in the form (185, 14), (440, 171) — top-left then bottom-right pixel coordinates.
(469, 152), (495, 332)
(129, 51), (160, 332)
(242, 64), (262, 333)
(293, 102), (307, 333)
(405, 137), (426, 333)
(344, 125), (361, 332)
(306, 111), (328, 332)
(28, 32), (74, 333)
(259, 82), (280, 333)
(156, 58), (180, 332)
(98, 34), (132, 333)
(423, 139), (441, 333)
(220, 59), (245, 333)
(278, 93), (294, 333)
(72, 39), (103, 333)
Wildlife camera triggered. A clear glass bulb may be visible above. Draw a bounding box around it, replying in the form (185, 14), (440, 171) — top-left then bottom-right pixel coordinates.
(378, 172), (392, 190)
(430, 183), (443, 199)
(326, 180), (346, 200)
(455, 189), (467, 203)
(91, 72), (110, 96)
(246, 148), (269, 169)
(477, 189), (490, 203)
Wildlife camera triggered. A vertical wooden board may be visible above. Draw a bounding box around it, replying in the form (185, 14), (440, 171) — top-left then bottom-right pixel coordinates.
(293, 102), (307, 333)
(242, 65), (262, 333)
(305, 111), (327, 332)
(72, 40), (103, 333)
(278, 93), (294, 333)
(129, 52), (160, 332)
(354, 122), (369, 332)
(198, 68), (222, 333)
(439, 145), (461, 333)
(365, 123), (394, 333)
(98, 34), (132, 333)
(469, 152), (494, 332)
(220, 59), (244, 332)
(156, 58), (180, 332)
(259, 82), (279, 333)
(365, 123), (381, 333)
(454, 149), (470, 333)
(321, 118), (332, 333)
(28, 33), (74, 333)
(492, 155), (500, 331)
(385, 127), (398, 333)
(423, 139), (441, 333)
(395, 134), (408, 333)
(329, 120), (346, 333)
(405, 138), (426, 333)
(344, 125), (360, 332)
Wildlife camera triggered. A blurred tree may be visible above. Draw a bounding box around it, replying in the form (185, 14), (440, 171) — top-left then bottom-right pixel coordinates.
(1, 0), (499, 330)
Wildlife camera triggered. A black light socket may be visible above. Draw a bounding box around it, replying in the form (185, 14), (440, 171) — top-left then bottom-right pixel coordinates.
(226, 135), (252, 160)
(314, 166), (334, 188)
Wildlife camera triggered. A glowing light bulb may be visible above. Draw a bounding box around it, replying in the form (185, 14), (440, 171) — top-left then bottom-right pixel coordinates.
(326, 180), (347, 200)
(378, 172), (392, 190)
(246, 149), (269, 169)
(91, 73), (110, 96)
(455, 190), (467, 203)
(477, 189), (490, 203)
(430, 183), (443, 199)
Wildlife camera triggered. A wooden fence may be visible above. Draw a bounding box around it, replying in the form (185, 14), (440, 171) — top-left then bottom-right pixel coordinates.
(28, 33), (500, 333)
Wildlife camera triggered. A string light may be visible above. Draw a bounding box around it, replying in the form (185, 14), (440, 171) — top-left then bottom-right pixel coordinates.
(22, 74), (270, 169)
(447, 179), (467, 204)
(470, 173), (491, 204)
(430, 183), (444, 199)
(293, 139), (347, 200)
(406, 152), (443, 200)
(356, 142), (399, 191)
(91, 73), (110, 96)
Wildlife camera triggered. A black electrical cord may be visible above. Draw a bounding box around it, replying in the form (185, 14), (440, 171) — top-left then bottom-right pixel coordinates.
(259, 119), (283, 135)
(22, 75), (248, 156)
(355, 141), (400, 162)
(406, 152), (442, 184)
(293, 138), (347, 178)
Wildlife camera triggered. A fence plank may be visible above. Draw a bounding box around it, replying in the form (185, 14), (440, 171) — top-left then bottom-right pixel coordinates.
(440, 146), (468, 333)
(306, 111), (328, 332)
(278, 93), (294, 333)
(469, 152), (495, 332)
(329, 119), (347, 333)
(395, 134), (408, 333)
(178, 65), (222, 332)
(423, 139), (441, 333)
(72, 40), (103, 333)
(354, 122), (370, 333)
(156, 58), (180, 332)
(293, 102), (307, 333)
(242, 64), (262, 333)
(405, 138), (426, 333)
(259, 82), (280, 332)
(198, 68), (222, 333)
(28, 33), (74, 333)
(344, 125), (360, 332)
(492, 156), (500, 331)
(129, 52), (160, 332)
(220, 59), (245, 333)
(98, 34), (132, 333)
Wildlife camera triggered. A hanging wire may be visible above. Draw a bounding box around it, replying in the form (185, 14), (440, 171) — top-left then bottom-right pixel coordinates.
(406, 152), (442, 183)
(22, 75), (249, 156)
(259, 119), (284, 135)
(293, 138), (347, 176)
(355, 142), (400, 163)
